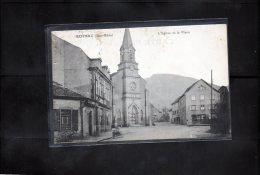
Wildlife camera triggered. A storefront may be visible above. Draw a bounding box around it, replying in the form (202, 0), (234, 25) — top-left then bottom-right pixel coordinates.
(191, 114), (210, 124)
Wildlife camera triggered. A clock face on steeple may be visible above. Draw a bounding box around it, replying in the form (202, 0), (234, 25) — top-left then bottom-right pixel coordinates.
(130, 82), (136, 91)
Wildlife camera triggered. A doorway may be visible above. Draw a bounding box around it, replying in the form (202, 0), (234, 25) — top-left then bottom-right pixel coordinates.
(88, 111), (92, 135)
(130, 105), (138, 125)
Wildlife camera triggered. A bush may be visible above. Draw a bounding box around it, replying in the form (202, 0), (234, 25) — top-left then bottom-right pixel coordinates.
(56, 130), (75, 142)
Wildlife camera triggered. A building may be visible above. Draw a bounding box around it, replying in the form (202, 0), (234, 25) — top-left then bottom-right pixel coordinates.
(51, 34), (112, 143)
(52, 81), (84, 140)
(111, 29), (152, 127)
(170, 79), (220, 126)
(170, 97), (180, 124)
(149, 103), (162, 123)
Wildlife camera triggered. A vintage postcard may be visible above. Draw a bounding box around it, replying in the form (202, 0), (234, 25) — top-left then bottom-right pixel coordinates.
(46, 20), (231, 146)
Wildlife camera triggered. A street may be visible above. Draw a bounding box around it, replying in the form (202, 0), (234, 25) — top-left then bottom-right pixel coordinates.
(103, 122), (224, 142)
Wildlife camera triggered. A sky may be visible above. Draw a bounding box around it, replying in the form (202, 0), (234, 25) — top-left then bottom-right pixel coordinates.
(52, 24), (229, 86)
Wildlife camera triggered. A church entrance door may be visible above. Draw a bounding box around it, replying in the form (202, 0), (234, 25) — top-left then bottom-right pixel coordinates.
(130, 106), (138, 125)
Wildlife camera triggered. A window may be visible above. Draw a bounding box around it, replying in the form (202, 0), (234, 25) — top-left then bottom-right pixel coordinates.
(95, 79), (98, 95)
(100, 83), (104, 97)
(61, 116), (69, 125)
(210, 94), (215, 100)
(200, 94), (205, 100)
(208, 104), (216, 110)
(104, 89), (107, 99)
(200, 105), (205, 110)
(190, 105), (196, 111)
(60, 110), (71, 131)
(130, 53), (133, 60)
(191, 95), (196, 101)
(54, 109), (78, 131)
(107, 87), (110, 101)
(192, 114), (208, 124)
(199, 85), (205, 91)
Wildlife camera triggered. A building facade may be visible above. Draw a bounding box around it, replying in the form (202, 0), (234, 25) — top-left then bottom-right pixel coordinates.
(51, 34), (112, 143)
(171, 79), (220, 126)
(52, 81), (85, 142)
(171, 99), (180, 124)
(111, 29), (152, 127)
(149, 103), (162, 123)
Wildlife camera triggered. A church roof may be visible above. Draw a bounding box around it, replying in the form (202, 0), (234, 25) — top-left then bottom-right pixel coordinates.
(120, 28), (135, 50)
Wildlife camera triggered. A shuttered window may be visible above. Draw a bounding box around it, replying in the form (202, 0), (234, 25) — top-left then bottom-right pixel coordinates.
(72, 110), (78, 131)
(53, 109), (78, 131)
(54, 109), (60, 131)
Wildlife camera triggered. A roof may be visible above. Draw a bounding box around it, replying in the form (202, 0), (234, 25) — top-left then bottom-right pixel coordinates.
(171, 79), (219, 105)
(53, 81), (85, 98)
(90, 58), (102, 62)
(120, 28), (135, 50)
(183, 79), (219, 94)
(171, 95), (184, 105)
(110, 71), (118, 77)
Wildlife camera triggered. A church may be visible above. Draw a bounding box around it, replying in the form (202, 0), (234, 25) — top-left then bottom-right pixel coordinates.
(111, 29), (152, 127)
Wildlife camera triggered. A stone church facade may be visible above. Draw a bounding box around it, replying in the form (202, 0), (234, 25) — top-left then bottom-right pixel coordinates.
(111, 29), (151, 127)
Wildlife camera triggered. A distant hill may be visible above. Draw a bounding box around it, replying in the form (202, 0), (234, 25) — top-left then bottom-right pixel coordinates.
(145, 74), (219, 109)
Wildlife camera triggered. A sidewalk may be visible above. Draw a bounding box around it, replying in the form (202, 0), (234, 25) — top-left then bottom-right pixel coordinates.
(71, 130), (113, 143)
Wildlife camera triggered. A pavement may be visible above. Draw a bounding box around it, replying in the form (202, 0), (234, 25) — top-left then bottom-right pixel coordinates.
(102, 122), (228, 142)
(71, 130), (113, 143)
(57, 122), (229, 144)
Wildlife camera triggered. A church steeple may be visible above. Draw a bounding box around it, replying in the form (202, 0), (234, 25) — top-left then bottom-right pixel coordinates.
(120, 28), (135, 51)
(120, 28), (136, 63)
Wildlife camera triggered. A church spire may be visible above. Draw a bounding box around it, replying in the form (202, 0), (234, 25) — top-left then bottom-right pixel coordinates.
(120, 28), (136, 63)
(120, 28), (135, 51)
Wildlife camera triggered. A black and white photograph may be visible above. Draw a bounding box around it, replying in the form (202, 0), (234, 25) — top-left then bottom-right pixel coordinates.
(2, 1), (258, 174)
(47, 21), (231, 146)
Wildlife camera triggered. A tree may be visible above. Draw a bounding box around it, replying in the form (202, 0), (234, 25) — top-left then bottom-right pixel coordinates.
(159, 107), (170, 122)
(214, 87), (231, 134)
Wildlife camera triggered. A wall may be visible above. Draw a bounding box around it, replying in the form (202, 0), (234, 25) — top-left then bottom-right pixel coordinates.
(178, 96), (186, 124)
(82, 107), (95, 137)
(111, 70), (123, 126)
(52, 34), (65, 85)
(185, 80), (220, 125)
(140, 78), (150, 125)
(171, 102), (179, 123)
(51, 34), (92, 98)
(53, 99), (81, 135)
